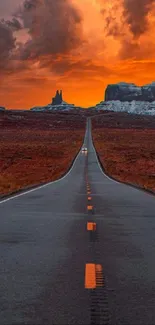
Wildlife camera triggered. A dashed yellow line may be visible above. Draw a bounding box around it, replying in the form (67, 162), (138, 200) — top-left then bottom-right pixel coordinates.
(87, 205), (93, 211)
(87, 222), (96, 231)
(85, 264), (103, 289)
(85, 264), (96, 289)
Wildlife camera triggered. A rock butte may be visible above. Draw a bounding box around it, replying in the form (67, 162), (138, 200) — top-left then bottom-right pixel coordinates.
(105, 82), (155, 102)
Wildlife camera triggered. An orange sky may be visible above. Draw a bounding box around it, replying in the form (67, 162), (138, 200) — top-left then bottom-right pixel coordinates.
(0, 0), (155, 108)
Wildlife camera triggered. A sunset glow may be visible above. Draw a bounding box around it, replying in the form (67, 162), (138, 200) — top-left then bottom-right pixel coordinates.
(0, 0), (155, 109)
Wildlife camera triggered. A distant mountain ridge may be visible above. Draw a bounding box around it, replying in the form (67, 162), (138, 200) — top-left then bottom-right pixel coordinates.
(105, 82), (155, 102)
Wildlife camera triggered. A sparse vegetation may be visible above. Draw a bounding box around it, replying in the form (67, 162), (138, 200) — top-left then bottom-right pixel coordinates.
(0, 111), (85, 196)
(92, 112), (155, 193)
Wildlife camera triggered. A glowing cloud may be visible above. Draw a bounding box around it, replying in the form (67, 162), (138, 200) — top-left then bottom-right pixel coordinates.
(0, 0), (155, 108)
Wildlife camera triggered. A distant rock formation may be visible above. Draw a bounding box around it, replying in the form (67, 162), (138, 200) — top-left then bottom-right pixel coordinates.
(30, 89), (85, 112)
(52, 90), (63, 105)
(0, 106), (5, 112)
(94, 100), (155, 116)
(105, 82), (155, 102)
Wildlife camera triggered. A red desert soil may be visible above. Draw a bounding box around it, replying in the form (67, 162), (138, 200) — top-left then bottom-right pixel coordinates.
(0, 110), (86, 196)
(92, 111), (155, 194)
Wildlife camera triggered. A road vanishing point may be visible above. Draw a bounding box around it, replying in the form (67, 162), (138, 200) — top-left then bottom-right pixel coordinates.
(1, 119), (155, 325)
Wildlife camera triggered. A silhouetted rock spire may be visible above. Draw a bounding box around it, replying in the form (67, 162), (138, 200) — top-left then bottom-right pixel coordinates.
(60, 90), (62, 101)
(52, 90), (63, 105)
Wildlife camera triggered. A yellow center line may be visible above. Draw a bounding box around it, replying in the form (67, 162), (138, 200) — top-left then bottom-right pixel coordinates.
(85, 264), (103, 289)
(88, 196), (92, 201)
(87, 222), (96, 231)
(85, 264), (96, 289)
(87, 205), (93, 211)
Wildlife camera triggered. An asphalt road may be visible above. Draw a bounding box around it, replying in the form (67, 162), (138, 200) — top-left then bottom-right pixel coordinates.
(1, 119), (155, 325)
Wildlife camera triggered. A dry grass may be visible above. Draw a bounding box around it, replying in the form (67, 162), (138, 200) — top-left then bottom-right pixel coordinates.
(0, 111), (85, 196)
(92, 113), (155, 193)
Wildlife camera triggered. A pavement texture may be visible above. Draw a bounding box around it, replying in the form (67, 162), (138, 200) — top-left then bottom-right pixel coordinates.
(0, 119), (155, 325)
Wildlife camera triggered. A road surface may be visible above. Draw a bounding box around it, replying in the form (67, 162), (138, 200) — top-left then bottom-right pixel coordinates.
(1, 119), (155, 325)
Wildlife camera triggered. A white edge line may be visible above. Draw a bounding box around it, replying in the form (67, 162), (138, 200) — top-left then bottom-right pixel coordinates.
(89, 117), (120, 184)
(89, 118), (155, 197)
(0, 122), (88, 205)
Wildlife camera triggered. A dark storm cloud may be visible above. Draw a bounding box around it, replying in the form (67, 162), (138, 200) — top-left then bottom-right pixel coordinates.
(100, 0), (155, 60)
(123, 0), (154, 38)
(101, 0), (154, 38)
(120, 0), (155, 58)
(101, 0), (154, 39)
(5, 17), (22, 31)
(119, 39), (139, 59)
(119, 38), (155, 60)
(0, 21), (16, 69)
(104, 16), (125, 38)
(100, 3), (125, 39)
(14, 0), (84, 60)
(37, 55), (110, 76)
(23, 0), (41, 11)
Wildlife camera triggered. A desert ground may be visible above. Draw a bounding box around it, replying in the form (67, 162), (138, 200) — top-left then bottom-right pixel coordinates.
(1, 109), (155, 196)
(0, 110), (85, 196)
(92, 111), (155, 194)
